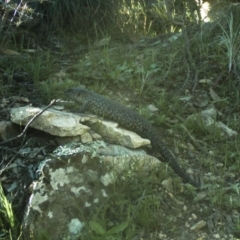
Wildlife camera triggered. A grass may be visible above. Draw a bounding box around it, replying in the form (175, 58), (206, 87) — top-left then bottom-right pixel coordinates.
(77, 157), (189, 239)
(69, 45), (161, 93)
(218, 13), (240, 73)
(0, 184), (19, 240)
(1, 1), (240, 239)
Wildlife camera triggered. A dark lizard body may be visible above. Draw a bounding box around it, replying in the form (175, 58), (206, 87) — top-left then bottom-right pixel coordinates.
(65, 87), (199, 188)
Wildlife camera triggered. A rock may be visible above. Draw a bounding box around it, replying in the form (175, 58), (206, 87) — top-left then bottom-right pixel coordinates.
(0, 121), (20, 141)
(187, 108), (237, 138)
(190, 220), (206, 231)
(147, 104), (158, 113)
(215, 121), (237, 137)
(10, 107), (151, 149)
(10, 106), (90, 137)
(161, 178), (173, 192)
(194, 192), (207, 201)
(78, 114), (151, 149)
(159, 233), (167, 239)
(81, 132), (92, 143)
(99, 145), (160, 172)
(89, 130), (102, 140)
(191, 213), (197, 220)
(187, 108), (217, 126)
(213, 233), (220, 239)
(23, 152), (101, 239)
(22, 141), (159, 239)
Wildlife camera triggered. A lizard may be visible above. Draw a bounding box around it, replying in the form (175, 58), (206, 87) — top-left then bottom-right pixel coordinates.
(64, 87), (200, 188)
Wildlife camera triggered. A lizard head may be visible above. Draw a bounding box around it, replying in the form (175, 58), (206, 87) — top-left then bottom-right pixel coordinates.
(64, 87), (89, 102)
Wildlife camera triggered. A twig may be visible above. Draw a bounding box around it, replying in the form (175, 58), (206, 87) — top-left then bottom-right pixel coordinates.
(0, 99), (56, 146)
(0, 100), (56, 174)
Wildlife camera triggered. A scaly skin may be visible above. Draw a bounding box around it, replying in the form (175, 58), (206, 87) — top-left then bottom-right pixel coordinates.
(65, 87), (200, 188)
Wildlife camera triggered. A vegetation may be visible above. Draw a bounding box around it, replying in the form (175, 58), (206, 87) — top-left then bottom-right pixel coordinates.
(0, 184), (19, 239)
(1, 0), (240, 239)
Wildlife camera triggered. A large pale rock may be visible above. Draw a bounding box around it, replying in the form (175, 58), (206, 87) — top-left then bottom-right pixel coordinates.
(10, 107), (151, 149)
(78, 114), (151, 149)
(22, 142), (159, 239)
(10, 106), (90, 137)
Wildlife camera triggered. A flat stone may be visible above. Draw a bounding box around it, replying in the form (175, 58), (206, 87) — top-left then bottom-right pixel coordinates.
(78, 114), (151, 149)
(10, 106), (90, 137)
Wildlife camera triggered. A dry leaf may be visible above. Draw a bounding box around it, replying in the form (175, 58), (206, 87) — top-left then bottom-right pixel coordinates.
(209, 87), (221, 101)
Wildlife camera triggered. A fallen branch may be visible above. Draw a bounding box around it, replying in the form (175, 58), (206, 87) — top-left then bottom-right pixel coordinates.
(0, 99), (56, 146)
(0, 99), (56, 175)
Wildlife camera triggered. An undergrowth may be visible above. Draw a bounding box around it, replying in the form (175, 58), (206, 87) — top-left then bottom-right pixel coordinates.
(1, 0), (240, 239)
(0, 184), (19, 240)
